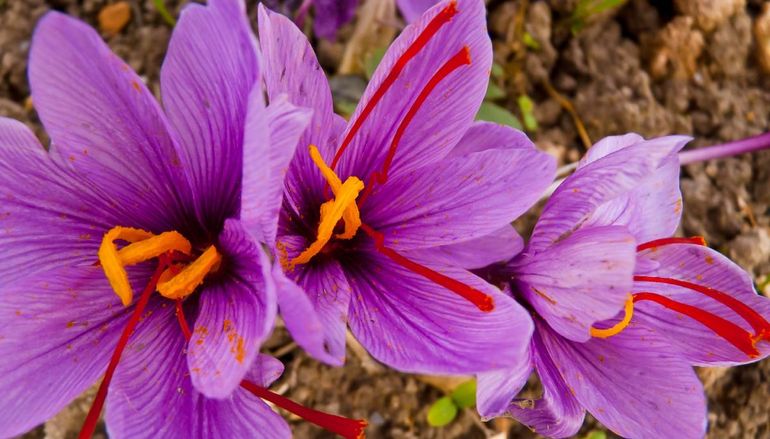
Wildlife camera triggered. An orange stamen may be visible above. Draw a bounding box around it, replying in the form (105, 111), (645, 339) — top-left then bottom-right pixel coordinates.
(590, 295), (634, 338)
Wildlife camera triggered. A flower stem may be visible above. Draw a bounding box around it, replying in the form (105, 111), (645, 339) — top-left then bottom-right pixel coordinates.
(679, 132), (770, 165)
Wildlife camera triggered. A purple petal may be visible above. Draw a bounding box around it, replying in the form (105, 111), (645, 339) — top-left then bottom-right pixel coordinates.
(335, 0), (492, 180)
(396, 0), (441, 23)
(448, 121), (536, 157)
(505, 322), (585, 438)
(529, 135), (691, 253)
(634, 244), (770, 366)
(577, 134), (684, 244)
(347, 250), (533, 374)
(29, 12), (192, 231)
(312, 0), (359, 40)
(241, 92), (312, 246)
(406, 225), (524, 270)
(578, 133), (645, 164)
(106, 304), (290, 438)
(476, 342), (532, 418)
(161, 0), (259, 230)
(273, 234), (351, 366)
(0, 118), (122, 285)
(364, 147), (555, 250)
(537, 319), (707, 438)
(187, 220), (276, 398)
(258, 5), (344, 215)
(512, 226), (636, 342)
(0, 265), (148, 437)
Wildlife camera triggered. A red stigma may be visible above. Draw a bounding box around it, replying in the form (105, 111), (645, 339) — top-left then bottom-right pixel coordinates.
(329, 2), (459, 171)
(359, 46), (472, 204)
(360, 223), (494, 312)
(174, 302), (367, 438)
(633, 292), (760, 358)
(79, 255), (172, 439)
(635, 275), (770, 338)
(636, 236), (707, 252)
(241, 381), (368, 439)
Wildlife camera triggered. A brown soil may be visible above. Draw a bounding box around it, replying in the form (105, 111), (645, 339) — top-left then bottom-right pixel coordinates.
(2, 0), (770, 438)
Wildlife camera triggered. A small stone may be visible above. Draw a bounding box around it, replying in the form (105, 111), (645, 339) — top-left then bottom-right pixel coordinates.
(648, 16), (705, 79)
(674, 0), (745, 32)
(98, 2), (132, 36)
(727, 228), (770, 274)
(754, 3), (770, 74)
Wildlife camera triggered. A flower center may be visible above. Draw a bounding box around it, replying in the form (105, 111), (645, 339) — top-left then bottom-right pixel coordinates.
(289, 145), (364, 268)
(588, 237), (770, 359)
(98, 226), (222, 306)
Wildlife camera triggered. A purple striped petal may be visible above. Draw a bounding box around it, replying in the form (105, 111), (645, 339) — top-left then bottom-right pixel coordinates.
(161, 0), (260, 230)
(29, 12), (193, 232)
(335, 0), (492, 180)
(106, 304), (289, 439)
(634, 244), (770, 366)
(513, 226), (636, 342)
(506, 322), (585, 438)
(346, 250), (533, 374)
(187, 220), (276, 398)
(537, 320), (707, 439)
(0, 265), (150, 437)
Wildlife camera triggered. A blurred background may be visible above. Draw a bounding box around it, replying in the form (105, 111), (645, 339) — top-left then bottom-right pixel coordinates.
(2, 0), (769, 437)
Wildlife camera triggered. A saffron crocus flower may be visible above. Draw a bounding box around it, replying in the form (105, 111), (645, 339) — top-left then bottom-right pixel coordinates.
(476, 134), (770, 438)
(0, 1), (365, 438)
(253, 0), (556, 374)
(261, 0), (359, 40)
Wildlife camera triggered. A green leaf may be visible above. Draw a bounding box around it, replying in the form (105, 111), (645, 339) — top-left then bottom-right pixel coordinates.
(491, 63), (505, 79)
(450, 380), (477, 409)
(364, 47), (387, 80)
(517, 95), (538, 132)
(583, 430), (608, 439)
(485, 82), (506, 100)
(523, 32), (541, 50)
(427, 396), (458, 427)
(152, 0), (177, 27)
(476, 102), (523, 130)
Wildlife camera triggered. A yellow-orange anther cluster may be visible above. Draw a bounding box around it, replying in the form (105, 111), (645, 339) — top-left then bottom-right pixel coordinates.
(98, 226), (221, 306)
(290, 145), (364, 267)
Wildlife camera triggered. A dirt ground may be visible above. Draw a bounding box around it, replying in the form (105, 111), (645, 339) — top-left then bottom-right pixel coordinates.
(2, 0), (770, 438)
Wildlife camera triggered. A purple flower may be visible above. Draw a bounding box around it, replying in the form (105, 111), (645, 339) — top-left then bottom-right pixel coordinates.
(0, 1), (365, 438)
(261, 0), (359, 40)
(253, 0), (556, 374)
(475, 134), (770, 438)
(396, 0), (441, 23)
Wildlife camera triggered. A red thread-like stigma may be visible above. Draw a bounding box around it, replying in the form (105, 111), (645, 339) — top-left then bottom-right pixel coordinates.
(174, 301), (367, 438)
(241, 381), (368, 439)
(330, 1), (458, 170)
(360, 223), (494, 312)
(635, 275), (770, 339)
(636, 236), (707, 252)
(633, 292), (760, 358)
(79, 255), (171, 439)
(359, 46), (472, 204)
